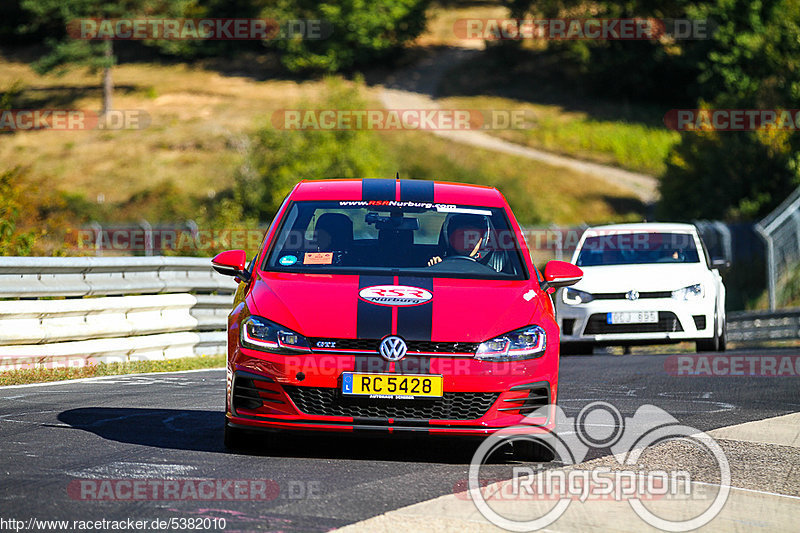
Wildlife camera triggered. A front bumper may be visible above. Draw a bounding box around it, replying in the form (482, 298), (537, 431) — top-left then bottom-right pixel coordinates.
(558, 297), (715, 344)
(226, 347), (558, 437)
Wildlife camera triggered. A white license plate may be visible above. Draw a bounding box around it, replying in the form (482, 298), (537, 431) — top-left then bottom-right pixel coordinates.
(607, 311), (658, 324)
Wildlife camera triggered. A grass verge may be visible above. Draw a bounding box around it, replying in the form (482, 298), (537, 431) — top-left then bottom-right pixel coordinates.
(437, 95), (679, 177)
(0, 354), (225, 386)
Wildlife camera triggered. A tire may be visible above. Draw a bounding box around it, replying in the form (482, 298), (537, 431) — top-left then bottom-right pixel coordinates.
(560, 342), (593, 355)
(224, 422), (246, 450)
(696, 312), (723, 352)
(718, 319), (727, 352)
(512, 438), (555, 462)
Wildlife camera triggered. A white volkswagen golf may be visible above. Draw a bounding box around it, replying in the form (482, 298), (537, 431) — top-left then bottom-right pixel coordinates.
(556, 223), (727, 354)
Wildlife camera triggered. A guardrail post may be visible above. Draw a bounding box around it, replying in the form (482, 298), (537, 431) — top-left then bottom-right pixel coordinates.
(755, 224), (776, 311)
(139, 219), (154, 256)
(89, 221), (103, 257)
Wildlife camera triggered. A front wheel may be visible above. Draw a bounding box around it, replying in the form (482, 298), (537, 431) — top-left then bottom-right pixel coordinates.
(512, 437), (555, 462)
(224, 422), (247, 450)
(696, 313), (725, 352)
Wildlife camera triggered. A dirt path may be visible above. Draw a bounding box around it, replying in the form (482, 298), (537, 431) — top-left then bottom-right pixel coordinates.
(378, 48), (660, 203)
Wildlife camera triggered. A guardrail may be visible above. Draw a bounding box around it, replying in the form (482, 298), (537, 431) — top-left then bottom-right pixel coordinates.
(0, 256), (796, 370)
(0, 257), (237, 370)
(726, 308), (800, 343)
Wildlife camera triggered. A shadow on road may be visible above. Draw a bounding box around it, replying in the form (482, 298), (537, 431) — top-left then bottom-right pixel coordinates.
(57, 407), (499, 464)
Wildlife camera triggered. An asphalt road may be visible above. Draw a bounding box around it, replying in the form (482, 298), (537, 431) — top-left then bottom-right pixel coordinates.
(1, 347), (798, 532)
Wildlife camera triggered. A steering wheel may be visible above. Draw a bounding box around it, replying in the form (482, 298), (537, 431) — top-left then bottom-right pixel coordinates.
(441, 254), (477, 262)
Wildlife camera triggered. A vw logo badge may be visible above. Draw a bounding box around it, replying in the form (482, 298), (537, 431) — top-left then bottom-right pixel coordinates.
(379, 336), (407, 361)
(626, 289), (640, 301)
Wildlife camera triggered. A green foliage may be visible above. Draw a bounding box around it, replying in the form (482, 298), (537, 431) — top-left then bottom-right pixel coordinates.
(659, 127), (798, 220)
(777, 263), (800, 308)
(659, 0), (800, 221)
(21, 0), (198, 87)
(235, 77), (391, 221)
(264, 0), (430, 72)
(0, 80), (24, 110)
(0, 167), (39, 256)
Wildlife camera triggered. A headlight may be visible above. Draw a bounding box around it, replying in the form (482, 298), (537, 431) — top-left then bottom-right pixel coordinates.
(240, 315), (310, 353)
(671, 283), (704, 301)
(561, 287), (594, 305)
(475, 325), (547, 362)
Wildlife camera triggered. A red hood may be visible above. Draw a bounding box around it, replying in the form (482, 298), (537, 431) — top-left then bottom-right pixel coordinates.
(247, 272), (545, 342)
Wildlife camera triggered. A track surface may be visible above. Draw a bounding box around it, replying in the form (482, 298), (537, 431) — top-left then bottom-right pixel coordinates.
(1, 348), (798, 532)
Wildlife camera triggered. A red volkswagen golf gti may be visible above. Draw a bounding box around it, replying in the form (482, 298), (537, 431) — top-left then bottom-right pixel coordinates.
(212, 178), (582, 450)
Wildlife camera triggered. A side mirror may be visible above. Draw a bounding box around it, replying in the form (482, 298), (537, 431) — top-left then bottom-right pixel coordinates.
(212, 250), (250, 282)
(541, 260), (583, 291)
(711, 258), (730, 271)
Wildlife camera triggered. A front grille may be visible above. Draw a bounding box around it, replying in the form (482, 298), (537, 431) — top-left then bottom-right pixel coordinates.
(592, 291), (673, 300)
(693, 315), (706, 330)
(309, 338), (376, 351)
(308, 338), (479, 354)
(583, 312), (683, 334)
(283, 386), (498, 420)
(406, 340), (480, 353)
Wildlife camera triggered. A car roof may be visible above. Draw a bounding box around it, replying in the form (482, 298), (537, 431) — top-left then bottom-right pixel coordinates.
(289, 178), (507, 207)
(584, 222), (698, 233)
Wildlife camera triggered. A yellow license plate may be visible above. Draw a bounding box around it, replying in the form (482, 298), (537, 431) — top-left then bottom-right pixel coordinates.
(341, 373), (443, 399)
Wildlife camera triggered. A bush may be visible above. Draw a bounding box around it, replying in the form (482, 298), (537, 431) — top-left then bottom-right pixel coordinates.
(658, 128), (799, 221)
(0, 167), (38, 256)
(235, 77), (391, 221)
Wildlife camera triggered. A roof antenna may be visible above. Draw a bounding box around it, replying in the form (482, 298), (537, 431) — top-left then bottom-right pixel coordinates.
(395, 171), (400, 180)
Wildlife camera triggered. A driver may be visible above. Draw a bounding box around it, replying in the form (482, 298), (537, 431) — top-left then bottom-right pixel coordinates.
(427, 214), (491, 267)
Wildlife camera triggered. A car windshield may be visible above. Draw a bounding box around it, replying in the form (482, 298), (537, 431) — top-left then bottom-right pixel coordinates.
(263, 200), (527, 279)
(576, 232), (701, 266)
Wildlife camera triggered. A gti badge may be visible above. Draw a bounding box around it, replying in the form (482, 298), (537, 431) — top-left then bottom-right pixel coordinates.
(626, 290), (640, 301)
(379, 336), (408, 361)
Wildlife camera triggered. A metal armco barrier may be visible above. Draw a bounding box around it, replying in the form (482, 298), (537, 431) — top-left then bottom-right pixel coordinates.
(1, 257), (797, 370)
(726, 308), (800, 343)
(0, 257), (237, 370)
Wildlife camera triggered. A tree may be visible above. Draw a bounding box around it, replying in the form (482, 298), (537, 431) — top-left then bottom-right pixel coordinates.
(263, 0), (430, 73)
(21, 0), (196, 114)
(658, 0), (800, 221)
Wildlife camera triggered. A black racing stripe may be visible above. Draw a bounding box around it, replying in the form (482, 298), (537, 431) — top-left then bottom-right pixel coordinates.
(396, 277), (433, 341)
(361, 178), (396, 201)
(399, 180), (434, 203)
(356, 275), (393, 372)
(396, 276), (434, 374)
